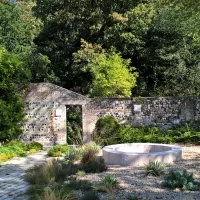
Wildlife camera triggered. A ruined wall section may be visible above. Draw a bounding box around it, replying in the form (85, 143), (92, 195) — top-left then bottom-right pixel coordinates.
(20, 102), (66, 146)
(83, 97), (199, 139)
(21, 83), (88, 146)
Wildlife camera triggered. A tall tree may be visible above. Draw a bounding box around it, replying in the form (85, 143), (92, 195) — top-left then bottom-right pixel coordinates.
(0, 0), (52, 82)
(0, 47), (30, 142)
(73, 40), (138, 97)
(33, 0), (200, 96)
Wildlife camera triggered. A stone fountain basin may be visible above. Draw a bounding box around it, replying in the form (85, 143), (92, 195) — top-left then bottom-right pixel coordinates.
(103, 143), (182, 166)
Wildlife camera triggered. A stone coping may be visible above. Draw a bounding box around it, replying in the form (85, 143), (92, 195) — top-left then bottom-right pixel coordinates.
(103, 143), (182, 166)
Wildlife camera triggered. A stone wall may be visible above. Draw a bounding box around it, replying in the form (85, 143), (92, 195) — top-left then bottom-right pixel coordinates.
(20, 102), (66, 146)
(20, 83), (88, 146)
(83, 97), (199, 139)
(21, 83), (200, 145)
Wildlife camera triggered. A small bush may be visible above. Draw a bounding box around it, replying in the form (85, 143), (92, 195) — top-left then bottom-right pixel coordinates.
(127, 193), (141, 200)
(100, 174), (120, 192)
(81, 157), (107, 173)
(80, 142), (101, 164)
(29, 149), (37, 154)
(26, 141), (43, 151)
(39, 187), (76, 200)
(66, 148), (81, 162)
(0, 153), (8, 162)
(76, 170), (86, 177)
(144, 161), (165, 176)
(65, 179), (92, 190)
(25, 159), (78, 185)
(163, 169), (199, 191)
(0, 140), (27, 162)
(92, 116), (122, 145)
(48, 144), (68, 157)
(81, 190), (99, 200)
(25, 161), (55, 185)
(26, 184), (44, 197)
(7, 140), (26, 149)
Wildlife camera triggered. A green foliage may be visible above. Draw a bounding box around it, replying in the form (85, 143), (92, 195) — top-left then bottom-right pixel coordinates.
(144, 161), (165, 177)
(0, 48), (30, 142)
(95, 116), (200, 145)
(163, 169), (199, 191)
(76, 170), (86, 177)
(127, 193), (141, 200)
(93, 116), (122, 146)
(48, 144), (68, 157)
(0, 142), (25, 162)
(25, 159), (78, 185)
(103, 2), (156, 55)
(38, 186), (76, 200)
(81, 190), (100, 200)
(0, 1), (41, 52)
(73, 40), (138, 97)
(65, 179), (92, 190)
(66, 147), (81, 162)
(27, 0), (200, 96)
(81, 157), (107, 173)
(0, 140), (43, 163)
(26, 141), (43, 151)
(33, 0), (140, 92)
(100, 174), (120, 192)
(79, 142), (101, 164)
(67, 106), (82, 145)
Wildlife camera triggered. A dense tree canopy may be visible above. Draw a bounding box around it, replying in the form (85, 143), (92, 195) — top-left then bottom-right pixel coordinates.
(0, 0), (200, 140)
(73, 40), (138, 97)
(32, 0), (200, 96)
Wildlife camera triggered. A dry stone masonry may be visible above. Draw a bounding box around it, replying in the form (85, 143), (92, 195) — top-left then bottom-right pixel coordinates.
(21, 83), (200, 146)
(21, 83), (87, 146)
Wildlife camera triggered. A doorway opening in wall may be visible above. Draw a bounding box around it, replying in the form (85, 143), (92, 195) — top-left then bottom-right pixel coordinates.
(66, 105), (83, 145)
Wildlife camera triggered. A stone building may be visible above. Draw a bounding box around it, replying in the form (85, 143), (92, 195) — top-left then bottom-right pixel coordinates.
(21, 83), (200, 146)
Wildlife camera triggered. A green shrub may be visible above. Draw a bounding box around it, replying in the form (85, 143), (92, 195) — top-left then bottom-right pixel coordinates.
(127, 193), (141, 200)
(98, 174), (120, 200)
(38, 187), (76, 200)
(25, 160), (79, 199)
(25, 159), (78, 185)
(163, 169), (199, 191)
(25, 161), (55, 185)
(26, 184), (44, 197)
(48, 144), (68, 157)
(119, 126), (173, 144)
(100, 174), (120, 192)
(65, 179), (92, 190)
(144, 161), (165, 176)
(0, 140), (27, 162)
(81, 157), (107, 173)
(81, 190), (99, 200)
(7, 140), (26, 150)
(93, 116), (200, 145)
(26, 141), (43, 151)
(80, 142), (101, 164)
(76, 170), (86, 177)
(92, 116), (122, 145)
(66, 147), (81, 162)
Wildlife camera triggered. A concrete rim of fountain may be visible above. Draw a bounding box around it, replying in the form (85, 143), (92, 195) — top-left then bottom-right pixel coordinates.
(103, 143), (182, 166)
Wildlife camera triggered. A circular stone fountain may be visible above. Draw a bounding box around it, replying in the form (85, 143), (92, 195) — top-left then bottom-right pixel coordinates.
(103, 143), (182, 166)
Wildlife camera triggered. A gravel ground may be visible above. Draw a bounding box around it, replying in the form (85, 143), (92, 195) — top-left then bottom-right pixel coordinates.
(77, 144), (200, 200)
